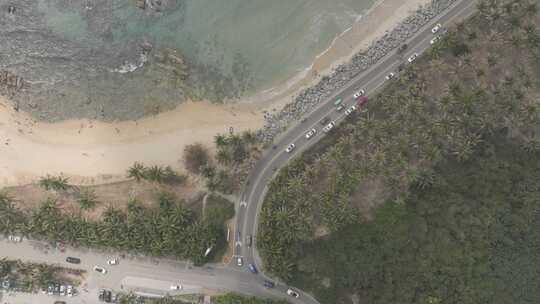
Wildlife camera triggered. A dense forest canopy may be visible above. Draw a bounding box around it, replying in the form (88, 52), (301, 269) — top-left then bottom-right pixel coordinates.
(257, 0), (540, 303)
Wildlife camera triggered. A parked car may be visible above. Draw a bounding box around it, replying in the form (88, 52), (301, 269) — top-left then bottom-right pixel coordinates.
(54, 301), (67, 304)
(263, 280), (275, 288)
(248, 263), (258, 274)
(170, 285), (182, 290)
(285, 143), (296, 153)
(66, 257), (81, 264)
(353, 89), (366, 99)
(107, 258), (118, 265)
(357, 96), (369, 107)
(407, 53), (418, 63)
(93, 266), (107, 274)
(99, 289), (105, 301)
(430, 36), (441, 44)
(385, 72), (395, 80)
(336, 104), (344, 111)
(66, 285), (74, 297)
(104, 290), (112, 303)
(287, 289), (300, 298)
(431, 23), (442, 33)
(322, 121), (335, 133)
(8, 235), (22, 242)
(60, 285), (66, 296)
(305, 128), (317, 139)
(333, 98), (343, 108)
(236, 257), (243, 267)
(345, 105), (357, 116)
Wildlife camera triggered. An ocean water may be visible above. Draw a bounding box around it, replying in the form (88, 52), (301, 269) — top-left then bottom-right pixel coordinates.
(2, 0), (377, 121)
(38, 0), (376, 90)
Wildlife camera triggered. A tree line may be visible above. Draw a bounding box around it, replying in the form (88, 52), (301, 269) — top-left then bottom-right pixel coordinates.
(257, 0), (540, 301)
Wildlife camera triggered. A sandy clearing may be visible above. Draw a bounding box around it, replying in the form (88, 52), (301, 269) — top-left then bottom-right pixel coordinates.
(0, 98), (263, 187)
(0, 0), (431, 188)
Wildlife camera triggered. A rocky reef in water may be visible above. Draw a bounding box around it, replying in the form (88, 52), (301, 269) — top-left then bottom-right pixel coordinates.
(0, 0), (253, 122)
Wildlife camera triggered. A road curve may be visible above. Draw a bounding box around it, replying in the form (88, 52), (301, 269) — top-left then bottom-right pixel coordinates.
(0, 2), (478, 304)
(234, 0), (478, 303)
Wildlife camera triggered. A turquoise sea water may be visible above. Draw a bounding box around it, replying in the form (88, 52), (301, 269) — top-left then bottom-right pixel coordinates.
(37, 0), (377, 92)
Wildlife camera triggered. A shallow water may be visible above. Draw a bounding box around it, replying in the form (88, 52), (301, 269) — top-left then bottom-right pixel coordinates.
(1, 0), (376, 121)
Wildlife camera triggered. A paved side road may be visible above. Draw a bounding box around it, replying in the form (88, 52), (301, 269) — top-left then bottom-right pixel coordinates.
(0, 238), (291, 303)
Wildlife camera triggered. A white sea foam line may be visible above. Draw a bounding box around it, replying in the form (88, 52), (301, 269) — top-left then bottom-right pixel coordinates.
(252, 0), (388, 98)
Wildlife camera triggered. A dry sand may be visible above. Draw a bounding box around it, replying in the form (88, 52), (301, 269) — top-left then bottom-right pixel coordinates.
(0, 0), (431, 188)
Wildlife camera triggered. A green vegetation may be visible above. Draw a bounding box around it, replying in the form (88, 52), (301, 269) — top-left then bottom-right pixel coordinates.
(258, 0), (540, 302)
(194, 131), (260, 194)
(127, 162), (187, 185)
(0, 258), (83, 292)
(212, 293), (290, 304)
(77, 189), (99, 211)
(183, 143), (211, 175)
(0, 193), (233, 265)
(39, 174), (69, 191)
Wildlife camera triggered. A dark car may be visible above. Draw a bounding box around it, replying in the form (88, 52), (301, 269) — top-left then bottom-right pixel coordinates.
(54, 301), (67, 304)
(263, 280), (275, 288)
(248, 263), (258, 274)
(320, 116), (331, 126)
(66, 257), (81, 264)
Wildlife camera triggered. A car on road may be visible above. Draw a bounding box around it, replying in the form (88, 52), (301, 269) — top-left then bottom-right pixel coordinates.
(353, 89), (366, 99)
(236, 257), (243, 267)
(263, 280), (275, 288)
(336, 104), (344, 111)
(93, 266), (107, 274)
(430, 36), (441, 44)
(385, 72), (395, 80)
(8, 235), (22, 242)
(345, 105), (357, 116)
(431, 23), (442, 33)
(407, 53), (418, 63)
(285, 143), (296, 153)
(246, 235), (252, 247)
(107, 258), (118, 265)
(287, 289), (300, 298)
(54, 301), (66, 304)
(248, 263), (258, 274)
(322, 121), (335, 133)
(333, 98), (343, 108)
(170, 285), (182, 290)
(320, 116), (331, 126)
(65, 257), (81, 264)
(305, 128), (317, 139)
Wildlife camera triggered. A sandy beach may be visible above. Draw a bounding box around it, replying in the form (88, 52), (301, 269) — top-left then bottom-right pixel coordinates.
(0, 0), (431, 187)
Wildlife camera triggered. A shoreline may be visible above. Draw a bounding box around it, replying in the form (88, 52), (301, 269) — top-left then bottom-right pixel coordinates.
(0, 0), (431, 188)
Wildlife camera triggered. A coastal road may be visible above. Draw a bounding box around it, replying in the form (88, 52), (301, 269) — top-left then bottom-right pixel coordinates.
(1, 1), (478, 304)
(234, 0), (479, 302)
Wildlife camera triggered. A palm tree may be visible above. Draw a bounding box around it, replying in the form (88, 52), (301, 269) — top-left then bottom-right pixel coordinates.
(77, 189), (98, 211)
(127, 162), (146, 182)
(39, 174), (69, 191)
(145, 165), (166, 183)
(214, 134), (228, 147)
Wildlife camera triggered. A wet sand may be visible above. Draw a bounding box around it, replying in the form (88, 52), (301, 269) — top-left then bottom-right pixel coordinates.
(0, 0), (431, 187)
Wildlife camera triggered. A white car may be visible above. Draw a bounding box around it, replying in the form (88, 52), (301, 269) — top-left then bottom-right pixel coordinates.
(285, 143), (296, 153)
(345, 105), (357, 115)
(287, 289), (300, 298)
(236, 257), (243, 267)
(430, 36), (441, 44)
(322, 121), (335, 133)
(170, 285), (182, 290)
(305, 129), (317, 139)
(407, 53), (418, 63)
(8, 235), (22, 242)
(431, 23), (442, 34)
(385, 72), (395, 80)
(107, 258), (118, 265)
(353, 89), (366, 99)
(93, 266), (107, 274)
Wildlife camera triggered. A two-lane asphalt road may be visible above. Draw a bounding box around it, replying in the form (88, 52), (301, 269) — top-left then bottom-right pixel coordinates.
(1, 1), (478, 304)
(234, 0), (478, 302)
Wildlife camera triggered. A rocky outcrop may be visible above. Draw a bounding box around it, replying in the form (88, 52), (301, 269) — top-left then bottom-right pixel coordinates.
(0, 70), (24, 94)
(257, 0), (460, 143)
